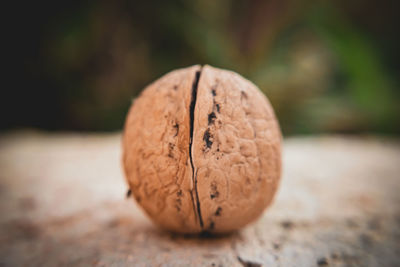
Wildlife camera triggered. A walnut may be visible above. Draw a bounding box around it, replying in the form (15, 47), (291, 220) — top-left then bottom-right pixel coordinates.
(122, 65), (281, 233)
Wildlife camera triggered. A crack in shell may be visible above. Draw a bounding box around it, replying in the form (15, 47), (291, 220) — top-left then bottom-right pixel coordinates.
(188, 69), (204, 228)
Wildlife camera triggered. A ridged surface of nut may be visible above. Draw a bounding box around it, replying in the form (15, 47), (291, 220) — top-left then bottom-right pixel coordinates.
(123, 65), (281, 233)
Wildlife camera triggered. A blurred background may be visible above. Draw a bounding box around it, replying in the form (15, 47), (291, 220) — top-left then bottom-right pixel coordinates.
(3, 0), (399, 135)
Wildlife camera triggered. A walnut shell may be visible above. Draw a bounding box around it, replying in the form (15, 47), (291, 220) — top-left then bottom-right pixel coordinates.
(123, 65), (281, 233)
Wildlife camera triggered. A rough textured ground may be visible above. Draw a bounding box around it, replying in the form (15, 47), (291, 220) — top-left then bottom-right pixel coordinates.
(0, 131), (399, 267)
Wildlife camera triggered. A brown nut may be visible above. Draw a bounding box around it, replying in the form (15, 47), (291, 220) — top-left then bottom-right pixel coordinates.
(122, 65), (281, 233)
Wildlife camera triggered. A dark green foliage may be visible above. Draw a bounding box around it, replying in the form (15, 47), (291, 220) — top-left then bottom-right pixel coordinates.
(3, 0), (399, 134)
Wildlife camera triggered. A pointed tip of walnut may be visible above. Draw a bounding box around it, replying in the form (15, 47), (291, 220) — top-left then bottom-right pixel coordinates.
(123, 65), (282, 233)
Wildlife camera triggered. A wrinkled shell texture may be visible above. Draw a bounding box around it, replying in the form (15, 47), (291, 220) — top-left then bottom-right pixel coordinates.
(123, 65), (281, 233)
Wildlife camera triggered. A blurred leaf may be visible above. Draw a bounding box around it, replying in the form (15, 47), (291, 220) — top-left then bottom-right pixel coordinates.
(307, 2), (399, 133)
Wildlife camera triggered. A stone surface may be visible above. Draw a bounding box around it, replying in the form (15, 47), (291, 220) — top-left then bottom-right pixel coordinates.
(0, 132), (399, 266)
